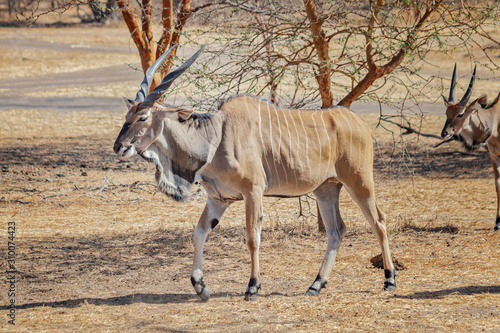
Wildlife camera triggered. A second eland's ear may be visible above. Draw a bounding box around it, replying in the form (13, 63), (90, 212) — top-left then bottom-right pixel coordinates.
(477, 94), (488, 108)
(123, 97), (135, 110)
(177, 109), (194, 122)
(442, 94), (449, 106)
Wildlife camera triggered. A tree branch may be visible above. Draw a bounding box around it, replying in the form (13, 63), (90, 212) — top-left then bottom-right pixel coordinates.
(117, 0), (149, 72)
(303, 0), (333, 108)
(338, 0), (444, 107)
(157, 0), (174, 58)
(380, 117), (442, 140)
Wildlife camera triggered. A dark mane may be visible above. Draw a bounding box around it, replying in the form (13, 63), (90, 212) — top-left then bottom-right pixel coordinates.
(179, 111), (220, 145)
(191, 112), (212, 120)
(176, 111), (213, 126)
(177, 111), (213, 123)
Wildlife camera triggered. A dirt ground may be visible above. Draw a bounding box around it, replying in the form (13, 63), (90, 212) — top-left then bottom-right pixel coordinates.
(0, 24), (499, 332)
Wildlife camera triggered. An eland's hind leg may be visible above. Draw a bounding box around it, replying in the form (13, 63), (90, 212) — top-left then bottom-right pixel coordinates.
(306, 180), (346, 296)
(191, 197), (230, 301)
(243, 187), (264, 301)
(343, 174), (396, 291)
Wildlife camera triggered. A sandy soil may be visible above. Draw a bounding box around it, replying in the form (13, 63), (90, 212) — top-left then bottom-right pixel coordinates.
(0, 25), (499, 332)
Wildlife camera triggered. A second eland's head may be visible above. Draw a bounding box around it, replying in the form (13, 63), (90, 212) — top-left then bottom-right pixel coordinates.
(113, 45), (205, 158)
(440, 64), (476, 139)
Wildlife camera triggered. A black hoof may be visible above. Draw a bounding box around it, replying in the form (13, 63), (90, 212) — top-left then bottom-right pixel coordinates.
(244, 278), (260, 301)
(197, 286), (211, 302)
(384, 282), (396, 291)
(383, 269), (396, 291)
(191, 276), (210, 302)
(305, 276), (327, 296)
(494, 224), (499, 231)
(244, 291), (259, 301)
(305, 288), (321, 296)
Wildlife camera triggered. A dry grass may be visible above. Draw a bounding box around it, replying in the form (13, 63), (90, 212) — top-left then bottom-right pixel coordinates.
(0, 25), (499, 332)
(0, 109), (499, 333)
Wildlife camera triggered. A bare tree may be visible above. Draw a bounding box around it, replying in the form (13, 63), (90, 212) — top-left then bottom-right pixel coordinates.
(17, 0), (500, 231)
(16, 0), (214, 90)
(184, 0), (500, 231)
(115, 0), (213, 88)
(189, 1), (499, 109)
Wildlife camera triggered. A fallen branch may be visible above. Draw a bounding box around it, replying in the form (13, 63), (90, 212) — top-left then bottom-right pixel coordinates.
(433, 137), (456, 148)
(380, 117), (442, 140)
(97, 170), (111, 194)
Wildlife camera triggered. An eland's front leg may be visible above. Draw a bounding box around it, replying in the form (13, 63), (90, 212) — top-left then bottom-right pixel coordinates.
(191, 198), (229, 301)
(243, 187), (264, 301)
(490, 154), (500, 231)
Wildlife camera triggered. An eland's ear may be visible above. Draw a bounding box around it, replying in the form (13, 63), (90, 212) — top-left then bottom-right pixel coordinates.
(442, 94), (449, 106)
(123, 97), (135, 110)
(177, 109), (194, 121)
(477, 94), (488, 108)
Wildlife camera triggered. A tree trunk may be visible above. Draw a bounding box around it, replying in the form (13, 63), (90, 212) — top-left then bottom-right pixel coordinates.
(116, 0), (206, 90)
(303, 0), (332, 232)
(116, 0), (155, 81)
(303, 0), (333, 109)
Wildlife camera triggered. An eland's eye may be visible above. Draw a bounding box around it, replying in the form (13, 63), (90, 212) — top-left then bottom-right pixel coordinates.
(139, 116), (148, 122)
(457, 113), (465, 118)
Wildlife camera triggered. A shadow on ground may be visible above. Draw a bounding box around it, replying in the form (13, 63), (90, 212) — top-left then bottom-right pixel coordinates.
(395, 285), (500, 299)
(0, 139), (147, 172)
(0, 292), (243, 309)
(0, 139), (493, 179)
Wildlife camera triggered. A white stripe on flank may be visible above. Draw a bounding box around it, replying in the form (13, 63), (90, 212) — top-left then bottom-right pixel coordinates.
(267, 103), (275, 159)
(288, 109), (303, 174)
(320, 111), (332, 178)
(272, 104), (289, 182)
(297, 110), (312, 178)
(338, 109), (353, 161)
(267, 103), (281, 187)
(282, 108), (298, 185)
(347, 110), (364, 169)
(358, 115), (370, 169)
(311, 110), (322, 174)
(244, 97), (252, 119)
(272, 105), (282, 158)
(344, 110), (369, 170)
(255, 100), (272, 181)
(329, 110), (340, 169)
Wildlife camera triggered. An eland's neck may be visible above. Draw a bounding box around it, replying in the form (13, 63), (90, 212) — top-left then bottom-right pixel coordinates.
(469, 107), (495, 142)
(159, 112), (223, 171)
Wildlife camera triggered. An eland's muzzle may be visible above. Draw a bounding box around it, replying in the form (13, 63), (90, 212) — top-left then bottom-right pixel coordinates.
(113, 142), (122, 154)
(113, 141), (136, 158)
